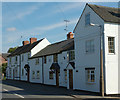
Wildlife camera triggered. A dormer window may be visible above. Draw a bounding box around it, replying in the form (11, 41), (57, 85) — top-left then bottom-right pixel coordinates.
(85, 13), (90, 26)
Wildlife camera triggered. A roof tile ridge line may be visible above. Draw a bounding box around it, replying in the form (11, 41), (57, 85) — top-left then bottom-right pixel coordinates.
(88, 3), (119, 9)
(87, 4), (106, 22)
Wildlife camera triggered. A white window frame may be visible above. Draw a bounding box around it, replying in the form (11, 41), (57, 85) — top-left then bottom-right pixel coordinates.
(36, 71), (40, 79)
(68, 50), (75, 61)
(53, 54), (58, 63)
(35, 58), (39, 65)
(108, 37), (115, 54)
(85, 68), (95, 83)
(32, 71), (35, 79)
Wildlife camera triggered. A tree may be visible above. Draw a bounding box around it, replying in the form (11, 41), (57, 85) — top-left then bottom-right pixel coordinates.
(1, 63), (7, 77)
(7, 47), (18, 53)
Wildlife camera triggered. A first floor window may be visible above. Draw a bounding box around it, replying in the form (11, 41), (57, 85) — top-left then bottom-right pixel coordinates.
(108, 37), (115, 53)
(85, 68), (95, 83)
(53, 54), (58, 62)
(35, 58), (39, 65)
(44, 56), (47, 64)
(36, 71), (40, 79)
(85, 13), (90, 26)
(32, 71), (35, 79)
(49, 71), (53, 79)
(68, 50), (75, 61)
(85, 39), (94, 53)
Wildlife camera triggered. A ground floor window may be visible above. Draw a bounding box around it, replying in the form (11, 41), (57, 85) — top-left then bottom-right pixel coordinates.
(49, 71), (53, 79)
(85, 68), (95, 83)
(36, 71), (40, 79)
(22, 69), (24, 76)
(65, 70), (67, 82)
(32, 71), (35, 79)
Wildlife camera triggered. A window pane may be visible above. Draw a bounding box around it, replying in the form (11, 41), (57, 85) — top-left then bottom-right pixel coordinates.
(108, 37), (115, 53)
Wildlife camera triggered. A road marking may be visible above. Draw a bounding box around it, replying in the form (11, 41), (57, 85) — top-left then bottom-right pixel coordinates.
(13, 93), (24, 98)
(3, 89), (8, 92)
(3, 88), (24, 98)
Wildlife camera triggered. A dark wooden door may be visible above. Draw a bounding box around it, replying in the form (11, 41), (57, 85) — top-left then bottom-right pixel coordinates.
(69, 69), (73, 89)
(27, 68), (30, 82)
(56, 70), (59, 87)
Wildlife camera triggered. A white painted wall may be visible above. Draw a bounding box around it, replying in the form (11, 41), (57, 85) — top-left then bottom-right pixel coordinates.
(104, 23), (119, 94)
(118, 25), (120, 94)
(31, 38), (50, 56)
(74, 5), (104, 93)
(29, 58), (43, 83)
(29, 51), (71, 88)
(20, 52), (29, 81)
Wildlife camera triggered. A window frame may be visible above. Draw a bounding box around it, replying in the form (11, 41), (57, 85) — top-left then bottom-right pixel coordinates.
(85, 68), (95, 83)
(53, 54), (58, 63)
(49, 71), (54, 79)
(85, 13), (90, 26)
(85, 39), (95, 54)
(108, 37), (115, 54)
(35, 58), (39, 65)
(36, 71), (40, 79)
(68, 50), (75, 61)
(32, 71), (35, 79)
(44, 56), (47, 64)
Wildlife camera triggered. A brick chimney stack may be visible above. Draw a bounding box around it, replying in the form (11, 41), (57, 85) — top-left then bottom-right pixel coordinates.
(22, 41), (29, 46)
(30, 38), (37, 44)
(67, 32), (74, 39)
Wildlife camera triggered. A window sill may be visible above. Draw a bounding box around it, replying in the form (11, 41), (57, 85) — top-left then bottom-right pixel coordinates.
(86, 82), (95, 85)
(108, 53), (115, 55)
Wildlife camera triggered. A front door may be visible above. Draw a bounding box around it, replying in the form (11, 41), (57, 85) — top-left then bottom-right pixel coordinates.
(27, 68), (30, 82)
(56, 70), (59, 87)
(69, 69), (73, 89)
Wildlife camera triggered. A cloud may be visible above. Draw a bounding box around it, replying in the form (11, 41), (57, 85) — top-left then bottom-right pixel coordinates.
(36, 18), (77, 30)
(3, 3), (44, 24)
(16, 5), (40, 19)
(6, 27), (16, 32)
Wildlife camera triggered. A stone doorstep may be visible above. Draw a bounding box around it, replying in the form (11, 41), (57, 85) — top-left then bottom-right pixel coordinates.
(70, 95), (120, 99)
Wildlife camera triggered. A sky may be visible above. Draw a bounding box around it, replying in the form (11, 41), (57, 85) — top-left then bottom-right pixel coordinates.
(2, 1), (119, 53)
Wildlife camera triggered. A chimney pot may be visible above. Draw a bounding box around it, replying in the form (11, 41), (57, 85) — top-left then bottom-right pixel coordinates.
(22, 41), (29, 46)
(30, 38), (37, 44)
(67, 32), (74, 39)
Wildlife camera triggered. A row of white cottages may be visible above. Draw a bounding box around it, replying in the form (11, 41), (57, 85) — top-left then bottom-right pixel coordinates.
(6, 3), (120, 95)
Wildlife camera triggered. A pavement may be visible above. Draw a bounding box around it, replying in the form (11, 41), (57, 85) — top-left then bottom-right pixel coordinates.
(1, 80), (120, 100)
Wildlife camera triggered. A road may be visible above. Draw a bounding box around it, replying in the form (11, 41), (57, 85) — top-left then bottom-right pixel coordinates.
(1, 80), (120, 100)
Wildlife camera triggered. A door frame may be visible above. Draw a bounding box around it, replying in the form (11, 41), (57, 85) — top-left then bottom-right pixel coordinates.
(56, 70), (59, 87)
(69, 69), (73, 89)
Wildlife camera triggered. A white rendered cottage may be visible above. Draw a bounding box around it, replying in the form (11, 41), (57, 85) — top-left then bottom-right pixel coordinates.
(73, 4), (120, 94)
(29, 32), (75, 89)
(6, 38), (50, 81)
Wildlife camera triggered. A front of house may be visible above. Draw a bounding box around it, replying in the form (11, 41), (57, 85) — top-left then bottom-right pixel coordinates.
(29, 32), (75, 89)
(6, 3), (120, 95)
(6, 38), (50, 81)
(73, 3), (120, 94)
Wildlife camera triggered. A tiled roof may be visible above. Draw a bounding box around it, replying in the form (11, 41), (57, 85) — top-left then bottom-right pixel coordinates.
(88, 4), (120, 24)
(8, 39), (44, 57)
(30, 38), (74, 59)
(0, 53), (10, 60)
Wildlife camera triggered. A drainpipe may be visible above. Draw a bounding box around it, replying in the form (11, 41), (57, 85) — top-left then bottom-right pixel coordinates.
(42, 57), (44, 84)
(19, 55), (21, 81)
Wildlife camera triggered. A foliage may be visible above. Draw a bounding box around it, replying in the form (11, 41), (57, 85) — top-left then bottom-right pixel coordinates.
(0, 63), (7, 77)
(7, 47), (18, 53)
